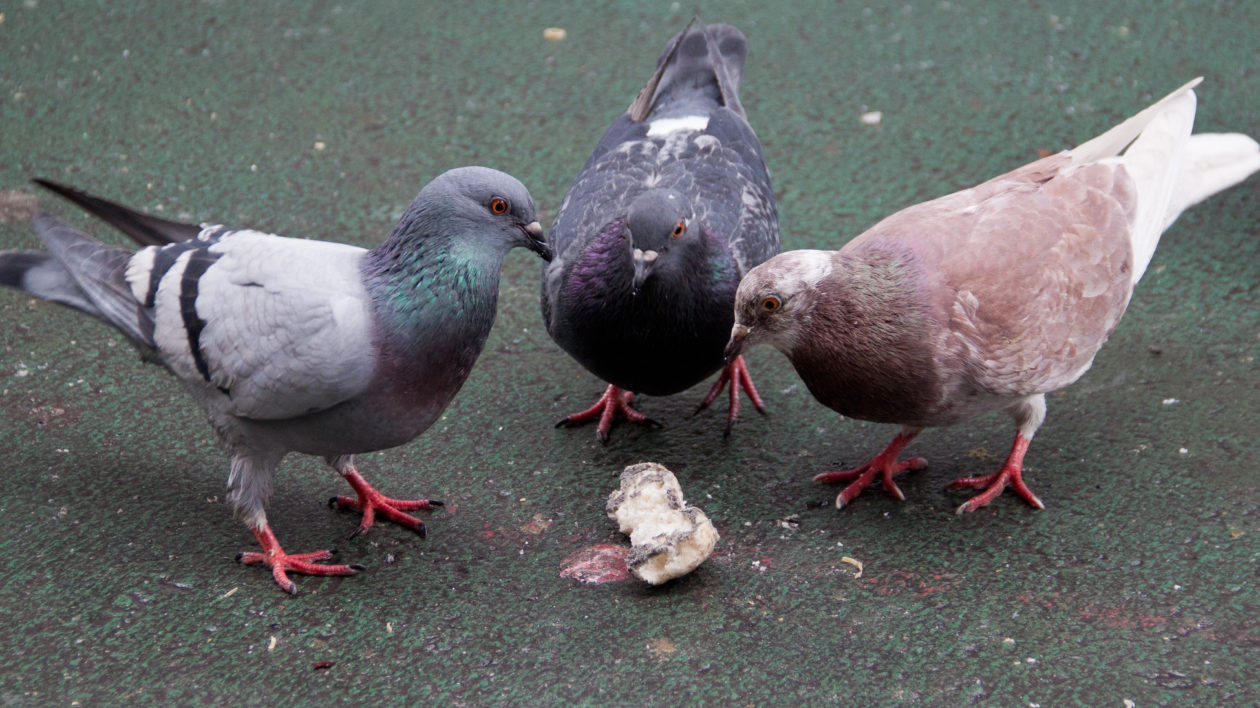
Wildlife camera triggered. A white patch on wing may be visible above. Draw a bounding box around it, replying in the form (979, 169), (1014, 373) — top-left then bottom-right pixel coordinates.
(197, 224), (225, 240)
(740, 185), (765, 211)
(150, 250), (199, 380)
(125, 246), (159, 302)
(692, 134), (719, 151)
(646, 115), (709, 137)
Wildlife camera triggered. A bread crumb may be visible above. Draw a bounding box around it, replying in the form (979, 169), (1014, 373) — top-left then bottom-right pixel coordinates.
(543, 27), (566, 41)
(606, 462), (718, 584)
(860, 111), (882, 126)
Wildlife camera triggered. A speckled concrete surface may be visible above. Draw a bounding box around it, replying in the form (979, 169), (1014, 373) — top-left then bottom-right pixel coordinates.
(1, 1), (1257, 704)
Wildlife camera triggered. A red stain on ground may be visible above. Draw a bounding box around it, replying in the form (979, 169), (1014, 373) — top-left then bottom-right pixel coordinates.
(1078, 606), (1168, 629)
(1016, 594), (1172, 630)
(560, 544), (631, 584)
(864, 570), (962, 597)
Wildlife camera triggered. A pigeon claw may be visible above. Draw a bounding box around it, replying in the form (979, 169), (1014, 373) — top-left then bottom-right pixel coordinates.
(814, 430), (926, 509)
(556, 384), (657, 443)
(332, 468), (440, 539)
(695, 355), (768, 438)
(239, 525), (364, 594)
(346, 515), (426, 540)
(948, 434), (1044, 513)
(705, 365), (766, 436)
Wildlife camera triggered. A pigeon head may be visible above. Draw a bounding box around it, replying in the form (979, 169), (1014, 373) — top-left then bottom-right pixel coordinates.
(626, 188), (695, 290)
(410, 166), (550, 261)
(724, 249), (832, 362)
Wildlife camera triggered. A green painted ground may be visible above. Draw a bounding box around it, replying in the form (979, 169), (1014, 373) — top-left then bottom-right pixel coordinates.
(1, 1), (1257, 704)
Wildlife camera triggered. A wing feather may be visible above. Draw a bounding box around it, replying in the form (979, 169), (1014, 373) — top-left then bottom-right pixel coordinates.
(142, 230), (377, 420)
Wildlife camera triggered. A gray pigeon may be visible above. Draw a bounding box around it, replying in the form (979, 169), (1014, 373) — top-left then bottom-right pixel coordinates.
(725, 79), (1260, 513)
(542, 19), (779, 441)
(0, 167), (549, 592)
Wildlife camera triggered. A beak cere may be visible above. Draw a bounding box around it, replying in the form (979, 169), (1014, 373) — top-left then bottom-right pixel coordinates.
(631, 248), (659, 291)
(723, 323), (750, 363)
(523, 221), (552, 261)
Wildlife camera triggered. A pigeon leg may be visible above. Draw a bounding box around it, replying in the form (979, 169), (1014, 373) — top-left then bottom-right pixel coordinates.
(236, 524), (364, 595)
(555, 384), (661, 444)
(813, 429), (927, 508)
(695, 354), (768, 435)
(328, 459), (443, 538)
(947, 434), (1045, 513)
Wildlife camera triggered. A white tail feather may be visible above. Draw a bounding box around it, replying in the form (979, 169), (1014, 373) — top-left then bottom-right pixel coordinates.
(1069, 78), (1202, 165)
(1115, 89), (1196, 284)
(1165, 132), (1260, 230)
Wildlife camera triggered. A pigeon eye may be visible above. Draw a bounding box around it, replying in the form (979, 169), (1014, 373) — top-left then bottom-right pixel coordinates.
(760, 296), (781, 312)
(489, 198), (510, 215)
(671, 220), (686, 238)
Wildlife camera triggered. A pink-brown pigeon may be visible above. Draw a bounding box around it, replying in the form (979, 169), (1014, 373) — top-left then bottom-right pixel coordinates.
(725, 79), (1260, 513)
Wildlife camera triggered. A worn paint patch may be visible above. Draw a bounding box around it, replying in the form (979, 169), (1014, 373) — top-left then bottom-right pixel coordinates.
(647, 637), (677, 659)
(0, 190), (38, 222)
(519, 513), (553, 535)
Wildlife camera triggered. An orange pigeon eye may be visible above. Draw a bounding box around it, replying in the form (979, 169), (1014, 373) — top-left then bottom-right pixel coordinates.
(489, 197), (509, 215)
(671, 220), (686, 238)
(760, 296), (781, 311)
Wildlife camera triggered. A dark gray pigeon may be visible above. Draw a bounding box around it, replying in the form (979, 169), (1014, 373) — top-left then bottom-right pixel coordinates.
(542, 19), (779, 442)
(725, 79), (1260, 513)
(0, 168), (550, 592)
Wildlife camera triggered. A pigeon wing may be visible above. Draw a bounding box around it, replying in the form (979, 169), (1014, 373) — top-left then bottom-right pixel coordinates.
(139, 229), (378, 420)
(868, 161), (1137, 398)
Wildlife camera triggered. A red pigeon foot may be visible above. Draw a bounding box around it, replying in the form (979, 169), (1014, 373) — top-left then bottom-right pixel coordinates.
(237, 525), (364, 595)
(947, 435), (1045, 513)
(695, 354), (768, 435)
(330, 467), (443, 538)
(813, 430), (928, 508)
(555, 384), (661, 444)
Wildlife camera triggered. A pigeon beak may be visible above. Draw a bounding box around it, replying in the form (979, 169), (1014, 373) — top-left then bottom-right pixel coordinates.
(631, 248), (658, 292)
(522, 221), (552, 261)
(723, 323), (750, 364)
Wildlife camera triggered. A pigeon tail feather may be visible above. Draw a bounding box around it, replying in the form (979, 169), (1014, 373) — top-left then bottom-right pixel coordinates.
(0, 249), (102, 316)
(1164, 132), (1260, 230)
(1113, 87), (1195, 285)
(1068, 78), (1202, 164)
(32, 213), (155, 347)
(33, 178), (200, 247)
(627, 19), (748, 121)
